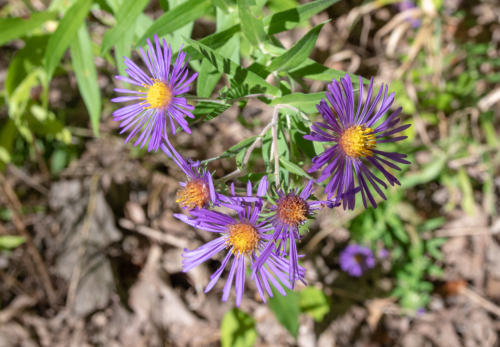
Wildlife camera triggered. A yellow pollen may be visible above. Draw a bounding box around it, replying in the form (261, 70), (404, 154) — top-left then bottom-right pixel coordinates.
(176, 180), (210, 210)
(226, 222), (260, 257)
(354, 254), (363, 263)
(277, 195), (308, 227)
(142, 79), (172, 110)
(339, 125), (377, 158)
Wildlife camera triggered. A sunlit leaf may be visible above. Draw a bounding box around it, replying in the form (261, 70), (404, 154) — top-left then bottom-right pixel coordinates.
(44, 0), (92, 80)
(220, 308), (257, 347)
(0, 12), (57, 46)
(238, 0), (268, 48)
(268, 285), (300, 339)
(299, 287), (331, 322)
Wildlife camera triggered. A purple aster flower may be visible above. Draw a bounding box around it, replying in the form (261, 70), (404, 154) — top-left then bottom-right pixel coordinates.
(339, 244), (375, 277)
(176, 176), (305, 307)
(252, 179), (339, 287)
(397, 1), (421, 28)
(378, 248), (389, 259)
(304, 74), (411, 210)
(111, 34), (198, 152)
(160, 137), (222, 210)
(416, 307), (426, 317)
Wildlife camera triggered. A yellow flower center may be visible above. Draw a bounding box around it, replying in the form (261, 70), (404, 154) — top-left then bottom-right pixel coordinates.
(277, 195), (308, 227)
(142, 79), (172, 110)
(354, 254), (363, 263)
(339, 125), (377, 158)
(226, 222), (260, 257)
(176, 180), (210, 210)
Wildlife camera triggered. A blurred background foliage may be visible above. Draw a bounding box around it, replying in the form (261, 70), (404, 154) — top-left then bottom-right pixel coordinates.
(1, 0), (500, 346)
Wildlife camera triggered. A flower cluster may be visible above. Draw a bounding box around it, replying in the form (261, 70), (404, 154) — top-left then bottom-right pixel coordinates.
(112, 35), (411, 306)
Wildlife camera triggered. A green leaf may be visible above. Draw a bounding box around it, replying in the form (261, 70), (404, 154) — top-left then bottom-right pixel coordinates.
(5, 35), (49, 97)
(238, 0), (268, 48)
(0, 236), (26, 250)
(237, 172), (268, 183)
(299, 287), (331, 322)
(400, 157), (447, 188)
(220, 308), (257, 347)
(0, 12), (57, 46)
(70, 25), (101, 136)
(271, 92), (324, 114)
(100, 0), (149, 56)
(458, 167), (474, 214)
(262, 129), (272, 171)
(279, 157), (311, 179)
(197, 59), (223, 97)
(211, 0), (233, 13)
(267, 21), (327, 73)
(263, 0), (338, 35)
(289, 59), (358, 82)
(268, 285), (300, 339)
(184, 36), (282, 97)
(44, 0), (92, 80)
(290, 116), (316, 159)
(205, 135), (260, 162)
(236, 148), (246, 170)
(136, 0), (212, 49)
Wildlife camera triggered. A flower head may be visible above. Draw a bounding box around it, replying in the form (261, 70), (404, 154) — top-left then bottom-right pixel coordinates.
(161, 138), (219, 210)
(305, 74), (411, 210)
(252, 180), (338, 286)
(112, 34), (198, 152)
(339, 244), (375, 277)
(176, 177), (304, 306)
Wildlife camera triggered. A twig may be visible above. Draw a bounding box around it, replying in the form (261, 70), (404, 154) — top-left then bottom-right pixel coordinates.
(459, 286), (500, 318)
(0, 172), (56, 306)
(66, 173), (100, 312)
(8, 164), (50, 196)
(119, 218), (189, 249)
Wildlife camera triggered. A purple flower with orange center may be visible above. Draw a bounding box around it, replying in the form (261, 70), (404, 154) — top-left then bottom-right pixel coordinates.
(339, 244), (375, 277)
(252, 180), (338, 286)
(176, 177), (305, 307)
(305, 74), (411, 210)
(112, 34), (197, 152)
(160, 138), (220, 210)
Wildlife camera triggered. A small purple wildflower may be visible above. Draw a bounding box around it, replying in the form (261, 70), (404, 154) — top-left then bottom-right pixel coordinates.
(378, 248), (389, 259)
(397, 1), (421, 28)
(160, 137), (221, 210)
(112, 34), (198, 152)
(252, 179), (339, 287)
(416, 307), (426, 317)
(305, 74), (411, 210)
(176, 176), (305, 307)
(339, 244), (376, 277)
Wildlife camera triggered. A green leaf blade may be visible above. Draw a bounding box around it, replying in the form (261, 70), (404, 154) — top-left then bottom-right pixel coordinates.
(268, 286), (300, 339)
(44, 0), (93, 80)
(267, 21), (328, 73)
(238, 0), (268, 48)
(136, 0), (212, 49)
(70, 25), (101, 136)
(272, 92), (325, 114)
(0, 12), (57, 46)
(220, 308), (257, 347)
(100, 0), (150, 56)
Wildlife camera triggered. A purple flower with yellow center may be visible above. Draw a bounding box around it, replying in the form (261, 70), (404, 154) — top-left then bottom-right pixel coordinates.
(305, 74), (411, 210)
(160, 138), (220, 210)
(339, 244), (375, 277)
(112, 34), (197, 152)
(252, 180), (339, 287)
(176, 177), (305, 307)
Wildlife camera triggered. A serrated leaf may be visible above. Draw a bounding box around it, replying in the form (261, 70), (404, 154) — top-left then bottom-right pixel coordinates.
(267, 21), (327, 73)
(279, 157), (311, 179)
(220, 308), (257, 347)
(299, 287), (331, 322)
(0, 236), (26, 250)
(70, 25), (101, 136)
(136, 0), (212, 49)
(0, 11), (57, 46)
(271, 92), (325, 114)
(184, 36), (282, 97)
(263, 0), (338, 34)
(44, 0), (92, 80)
(238, 0), (268, 48)
(100, 0), (149, 56)
(268, 285), (300, 339)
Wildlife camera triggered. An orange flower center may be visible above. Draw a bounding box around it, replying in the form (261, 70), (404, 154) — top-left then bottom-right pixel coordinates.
(176, 180), (210, 210)
(226, 222), (260, 257)
(339, 125), (377, 158)
(142, 79), (172, 109)
(277, 195), (308, 227)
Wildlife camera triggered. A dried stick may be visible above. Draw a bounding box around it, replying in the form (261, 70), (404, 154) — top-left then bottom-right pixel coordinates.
(0, 172), (56, 306)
